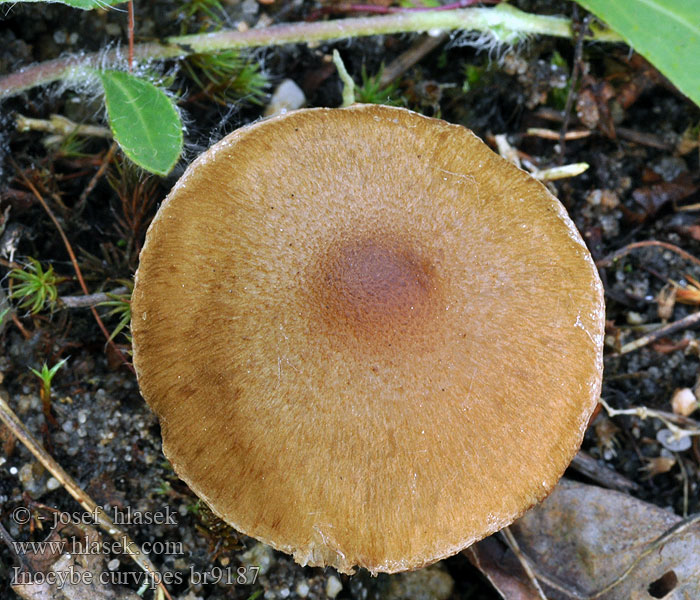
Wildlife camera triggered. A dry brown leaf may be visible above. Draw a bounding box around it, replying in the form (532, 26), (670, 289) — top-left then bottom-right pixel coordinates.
(465, 537), (542, 600)
(497, 479), (699, 599)
(10, 522), (142, 600)
(632, 175), (699, 217)
(656, 284), (677, 321)
(641, 456), (677, 478)
(650, 337), (689, 354)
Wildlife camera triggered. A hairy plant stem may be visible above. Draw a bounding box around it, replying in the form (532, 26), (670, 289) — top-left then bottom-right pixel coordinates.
(0, 4), (622, 98)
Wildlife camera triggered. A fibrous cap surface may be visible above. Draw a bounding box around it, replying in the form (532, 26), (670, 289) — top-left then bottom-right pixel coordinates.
(132, 104), (605, 574)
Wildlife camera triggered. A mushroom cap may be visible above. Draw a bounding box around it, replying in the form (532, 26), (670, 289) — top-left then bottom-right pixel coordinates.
(132, 104), (604, 574)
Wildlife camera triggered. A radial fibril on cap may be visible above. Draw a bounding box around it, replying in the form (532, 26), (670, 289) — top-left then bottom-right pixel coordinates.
(131, 104), (605, 574)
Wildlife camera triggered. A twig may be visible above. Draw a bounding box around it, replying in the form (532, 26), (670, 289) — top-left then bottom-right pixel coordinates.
(493, 133), (521, 167)
(0, 521), (31, 570)
(500, 527), (548, 600)
(127, 1), (135, 73)
(527, 127), (591, 141)
(558, 12), (590, 164)
(379, 32), (449, 87)
(534, 109), (674, 151)
(76, 142), (118, 216)
(597, 240), (700, 269)
(314, 0), (500, 17)
(677, 453), (689, 517)
(677, 201), (700, 212)
(528, 162), (589, 181)
(15, 114), (111, 139)
(570, 450), (640, 492)
(615, 311), (700, 355)
(599, 397), (700, 442)
(601, 403), (700, 430)
(10, 160), (134, 373)
(494, 133), (588, 180)
(0, 395), (172, 600)
(10, 312), (31, 340)
(0, 5), (623, 98)
(59, 286), (129, 309)
(616, 126), (675, 151)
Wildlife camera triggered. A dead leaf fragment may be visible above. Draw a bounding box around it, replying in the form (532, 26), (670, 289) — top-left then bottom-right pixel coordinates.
(469, 479), (700, 600)
(632, 174), (699, 218)
(656, 285), (677, 321)
(9, 522), (142, 600)
(641, 456), (676, 478)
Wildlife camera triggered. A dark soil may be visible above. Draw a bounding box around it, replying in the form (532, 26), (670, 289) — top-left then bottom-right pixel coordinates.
(1, 1), (699, 599)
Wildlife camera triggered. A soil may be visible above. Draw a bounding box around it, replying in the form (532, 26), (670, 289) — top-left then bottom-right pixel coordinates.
(1, 1), (699, 599)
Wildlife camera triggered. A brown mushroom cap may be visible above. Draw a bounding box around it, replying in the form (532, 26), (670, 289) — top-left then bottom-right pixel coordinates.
(132, 104), (604, 574)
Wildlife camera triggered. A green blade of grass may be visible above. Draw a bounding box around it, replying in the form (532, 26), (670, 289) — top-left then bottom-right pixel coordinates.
(575, 0), (700, 107)
(0, 0), (127, 8)
(98, 70), (183, 176)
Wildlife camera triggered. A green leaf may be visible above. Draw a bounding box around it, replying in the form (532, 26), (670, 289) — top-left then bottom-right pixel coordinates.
(575, 0), (700, 107)
(98, 70), (183, 176)
(0, 0), (127, 9)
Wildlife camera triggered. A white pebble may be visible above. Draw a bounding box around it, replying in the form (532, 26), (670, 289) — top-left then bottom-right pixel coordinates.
(326, 575), (342, 599)
(264, 79), (306, 118)
(671, 387), (697, 416)
(240, 542), (273, 575)
(626, 311), (644, 325)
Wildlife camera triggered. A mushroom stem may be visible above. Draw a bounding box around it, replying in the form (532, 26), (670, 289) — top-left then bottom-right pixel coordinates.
(0, 4), (623, 99)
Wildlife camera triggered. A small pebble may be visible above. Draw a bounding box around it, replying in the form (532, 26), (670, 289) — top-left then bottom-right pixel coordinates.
(295, 581), (310, 598)
(241, 0), (258, 15)
(671, 387), (697, 416)
(19, 462), (43, 495)
(240, 542), (273, 575)
(651, 156), (687, 181)
(384, 566), (454, 600)
(264, 79), (306, 118)
(107, 558), (120, 571)
(46, 477), (60, 491)
(326, 575), (342, 599)
(626, 311), (645, 325)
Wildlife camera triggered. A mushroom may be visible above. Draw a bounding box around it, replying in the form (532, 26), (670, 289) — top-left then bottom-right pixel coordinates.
(131, 104), (604, 574)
